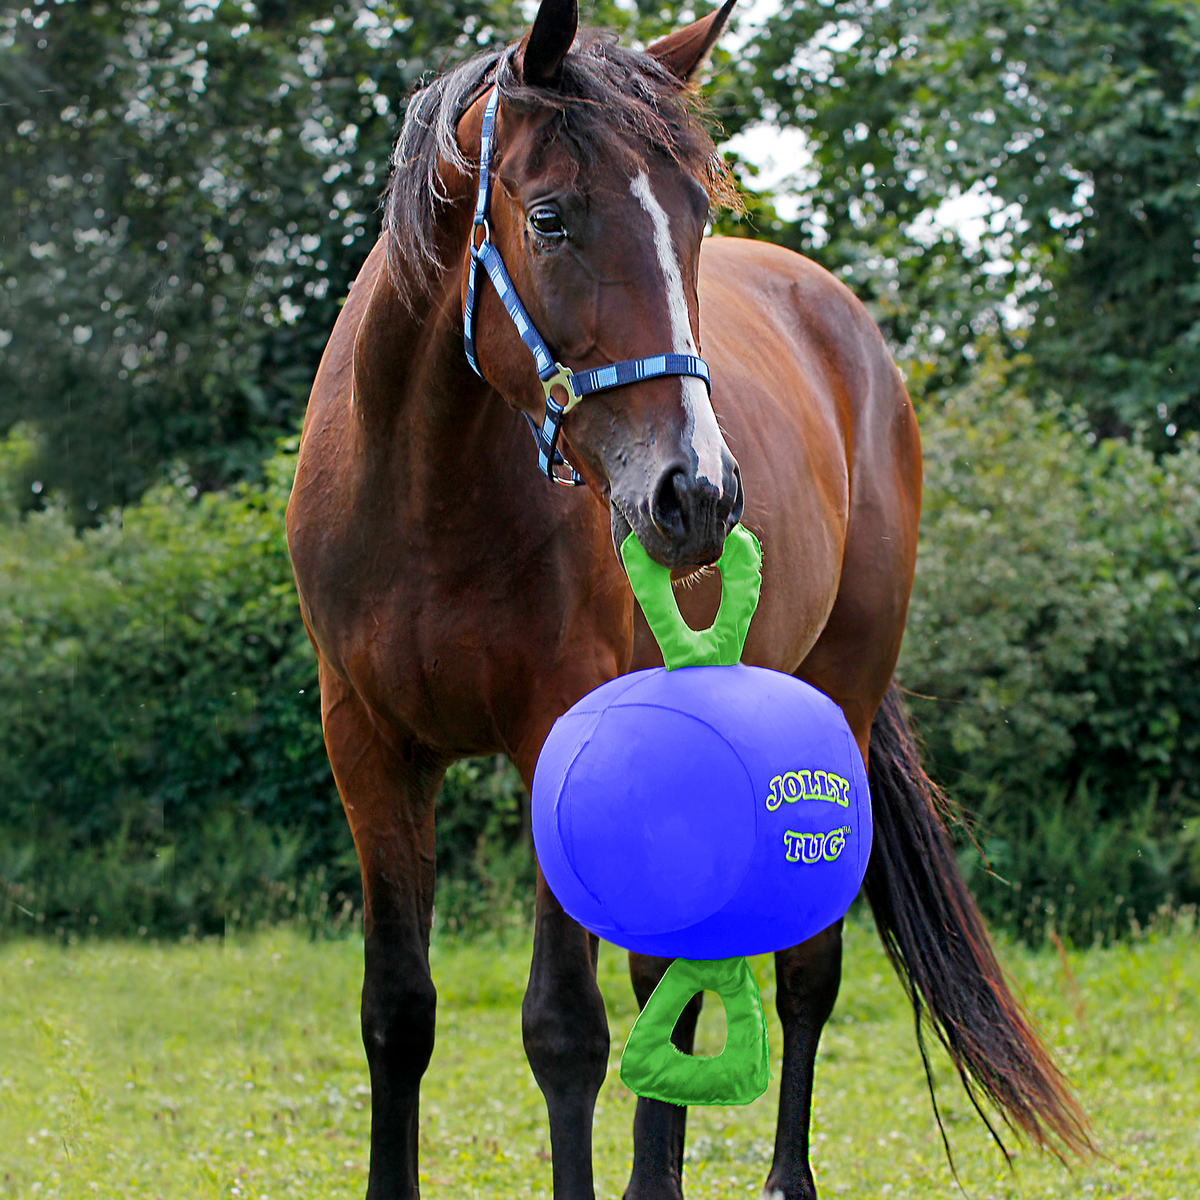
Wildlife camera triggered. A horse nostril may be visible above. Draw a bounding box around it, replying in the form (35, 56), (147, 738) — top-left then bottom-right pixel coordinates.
(725, 463), (745, 530)
(651, 466), (689, 540)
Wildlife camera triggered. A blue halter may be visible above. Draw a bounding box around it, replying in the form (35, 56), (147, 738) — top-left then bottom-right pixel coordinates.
(463, 87), (713, 486)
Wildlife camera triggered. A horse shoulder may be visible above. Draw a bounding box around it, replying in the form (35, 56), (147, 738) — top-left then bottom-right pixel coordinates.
(702, 236), (891, 380)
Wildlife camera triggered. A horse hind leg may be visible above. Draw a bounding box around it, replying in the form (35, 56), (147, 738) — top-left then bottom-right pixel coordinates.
(623, 953), (705, 1200)
(763, 922), (843, 1200)
(320, 663), (442, 1200)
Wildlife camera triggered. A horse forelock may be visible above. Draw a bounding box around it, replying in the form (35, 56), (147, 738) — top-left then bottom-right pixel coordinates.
(382, 30), (736, 313)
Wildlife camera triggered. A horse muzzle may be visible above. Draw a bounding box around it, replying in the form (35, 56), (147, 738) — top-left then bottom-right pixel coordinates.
(611, 453), (744, 570)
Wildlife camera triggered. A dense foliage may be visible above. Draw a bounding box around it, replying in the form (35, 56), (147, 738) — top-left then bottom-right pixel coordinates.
(900, 358), (1200, 942)
(737, 0), (1200, 439)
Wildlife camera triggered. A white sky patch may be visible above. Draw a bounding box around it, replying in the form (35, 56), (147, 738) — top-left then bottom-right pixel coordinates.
(722, 123), (813, 222)
(630, 169), (727, 486)
(716, 6), (855, 228)
(907, 181), (1024, 256)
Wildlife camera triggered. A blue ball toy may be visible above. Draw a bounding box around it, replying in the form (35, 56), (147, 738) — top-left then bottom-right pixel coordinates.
(531, 660), (870, 960)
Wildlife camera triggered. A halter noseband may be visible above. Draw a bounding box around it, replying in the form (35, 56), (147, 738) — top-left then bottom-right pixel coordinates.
(463, 86), (713, 486)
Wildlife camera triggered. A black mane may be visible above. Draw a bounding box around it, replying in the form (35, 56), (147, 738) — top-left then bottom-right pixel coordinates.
(382, 31), (734, 309)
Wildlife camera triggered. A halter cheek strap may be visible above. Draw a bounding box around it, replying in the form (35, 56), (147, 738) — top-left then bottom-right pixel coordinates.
(462, 87), (713, 486)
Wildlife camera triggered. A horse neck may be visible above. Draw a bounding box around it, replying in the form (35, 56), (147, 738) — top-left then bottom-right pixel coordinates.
(350, 219), (527, 506)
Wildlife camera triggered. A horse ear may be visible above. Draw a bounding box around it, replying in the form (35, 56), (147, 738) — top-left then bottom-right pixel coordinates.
(520, 0), (578, 89)
(646, 0), (736, 81)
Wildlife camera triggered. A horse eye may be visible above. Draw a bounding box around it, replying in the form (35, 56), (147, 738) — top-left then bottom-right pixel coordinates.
(529, 208), (566, 239)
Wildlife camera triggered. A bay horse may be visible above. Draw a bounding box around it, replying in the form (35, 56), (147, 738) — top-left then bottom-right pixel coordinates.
(285, 1), (1090, 1196)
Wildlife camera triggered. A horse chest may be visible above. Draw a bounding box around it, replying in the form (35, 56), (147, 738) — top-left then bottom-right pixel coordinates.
(325, 539), (621, 754)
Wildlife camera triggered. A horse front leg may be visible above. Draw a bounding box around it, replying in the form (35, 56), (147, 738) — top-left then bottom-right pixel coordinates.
(623, 954), (704, 1200)
(320, 666), (442, 1200)
(522, 868), (611, 1199)
(764, 921), (843, 1200)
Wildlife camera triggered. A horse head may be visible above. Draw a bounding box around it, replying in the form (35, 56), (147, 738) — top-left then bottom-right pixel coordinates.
(455, 0), (743, 571)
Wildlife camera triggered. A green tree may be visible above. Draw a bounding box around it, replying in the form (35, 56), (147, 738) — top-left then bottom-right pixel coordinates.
(739, 0), (1200, 438)
(1, 0), (527, 519)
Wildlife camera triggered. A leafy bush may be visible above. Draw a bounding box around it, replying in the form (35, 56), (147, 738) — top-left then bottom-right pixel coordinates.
(0, 429), (531, 938)
(0, 429), (335, 935)
(901, 356), (1200, 943)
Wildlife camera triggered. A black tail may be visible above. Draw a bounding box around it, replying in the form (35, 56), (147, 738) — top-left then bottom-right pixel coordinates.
(864, 682), (1093, 1162)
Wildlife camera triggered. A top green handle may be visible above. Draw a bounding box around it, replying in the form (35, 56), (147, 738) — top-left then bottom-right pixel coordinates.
(620, 524), (763, 670)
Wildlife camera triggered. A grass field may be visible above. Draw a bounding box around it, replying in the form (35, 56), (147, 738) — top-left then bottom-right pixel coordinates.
(1, 917), (1197, 1199)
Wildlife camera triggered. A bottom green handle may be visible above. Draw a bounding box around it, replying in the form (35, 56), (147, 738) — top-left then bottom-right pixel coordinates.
(619, 956), (770, 1107)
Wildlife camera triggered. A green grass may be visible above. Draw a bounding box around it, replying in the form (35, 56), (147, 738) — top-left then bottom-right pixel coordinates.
(1, 918), (1198, 1199)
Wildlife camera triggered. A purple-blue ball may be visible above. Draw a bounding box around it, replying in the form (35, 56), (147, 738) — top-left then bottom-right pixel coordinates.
(531, 665), (872, 959)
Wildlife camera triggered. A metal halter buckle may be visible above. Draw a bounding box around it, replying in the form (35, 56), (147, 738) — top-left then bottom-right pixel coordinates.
(542, 363), (581, 415)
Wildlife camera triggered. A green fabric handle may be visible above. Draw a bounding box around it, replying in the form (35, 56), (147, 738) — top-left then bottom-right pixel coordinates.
(619, 524), (763, 670)
(616, 525), (770, 1108)
(619, 957), (770, 1107)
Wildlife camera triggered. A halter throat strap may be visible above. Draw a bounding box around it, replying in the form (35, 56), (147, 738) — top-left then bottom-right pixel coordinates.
(462, 87), (713, 486)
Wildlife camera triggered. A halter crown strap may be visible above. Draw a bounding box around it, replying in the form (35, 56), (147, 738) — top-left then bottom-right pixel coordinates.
(462, 86), (714, 486)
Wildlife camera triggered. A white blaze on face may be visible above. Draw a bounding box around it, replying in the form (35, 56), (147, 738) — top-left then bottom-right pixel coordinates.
(629, 170), (727, 488)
